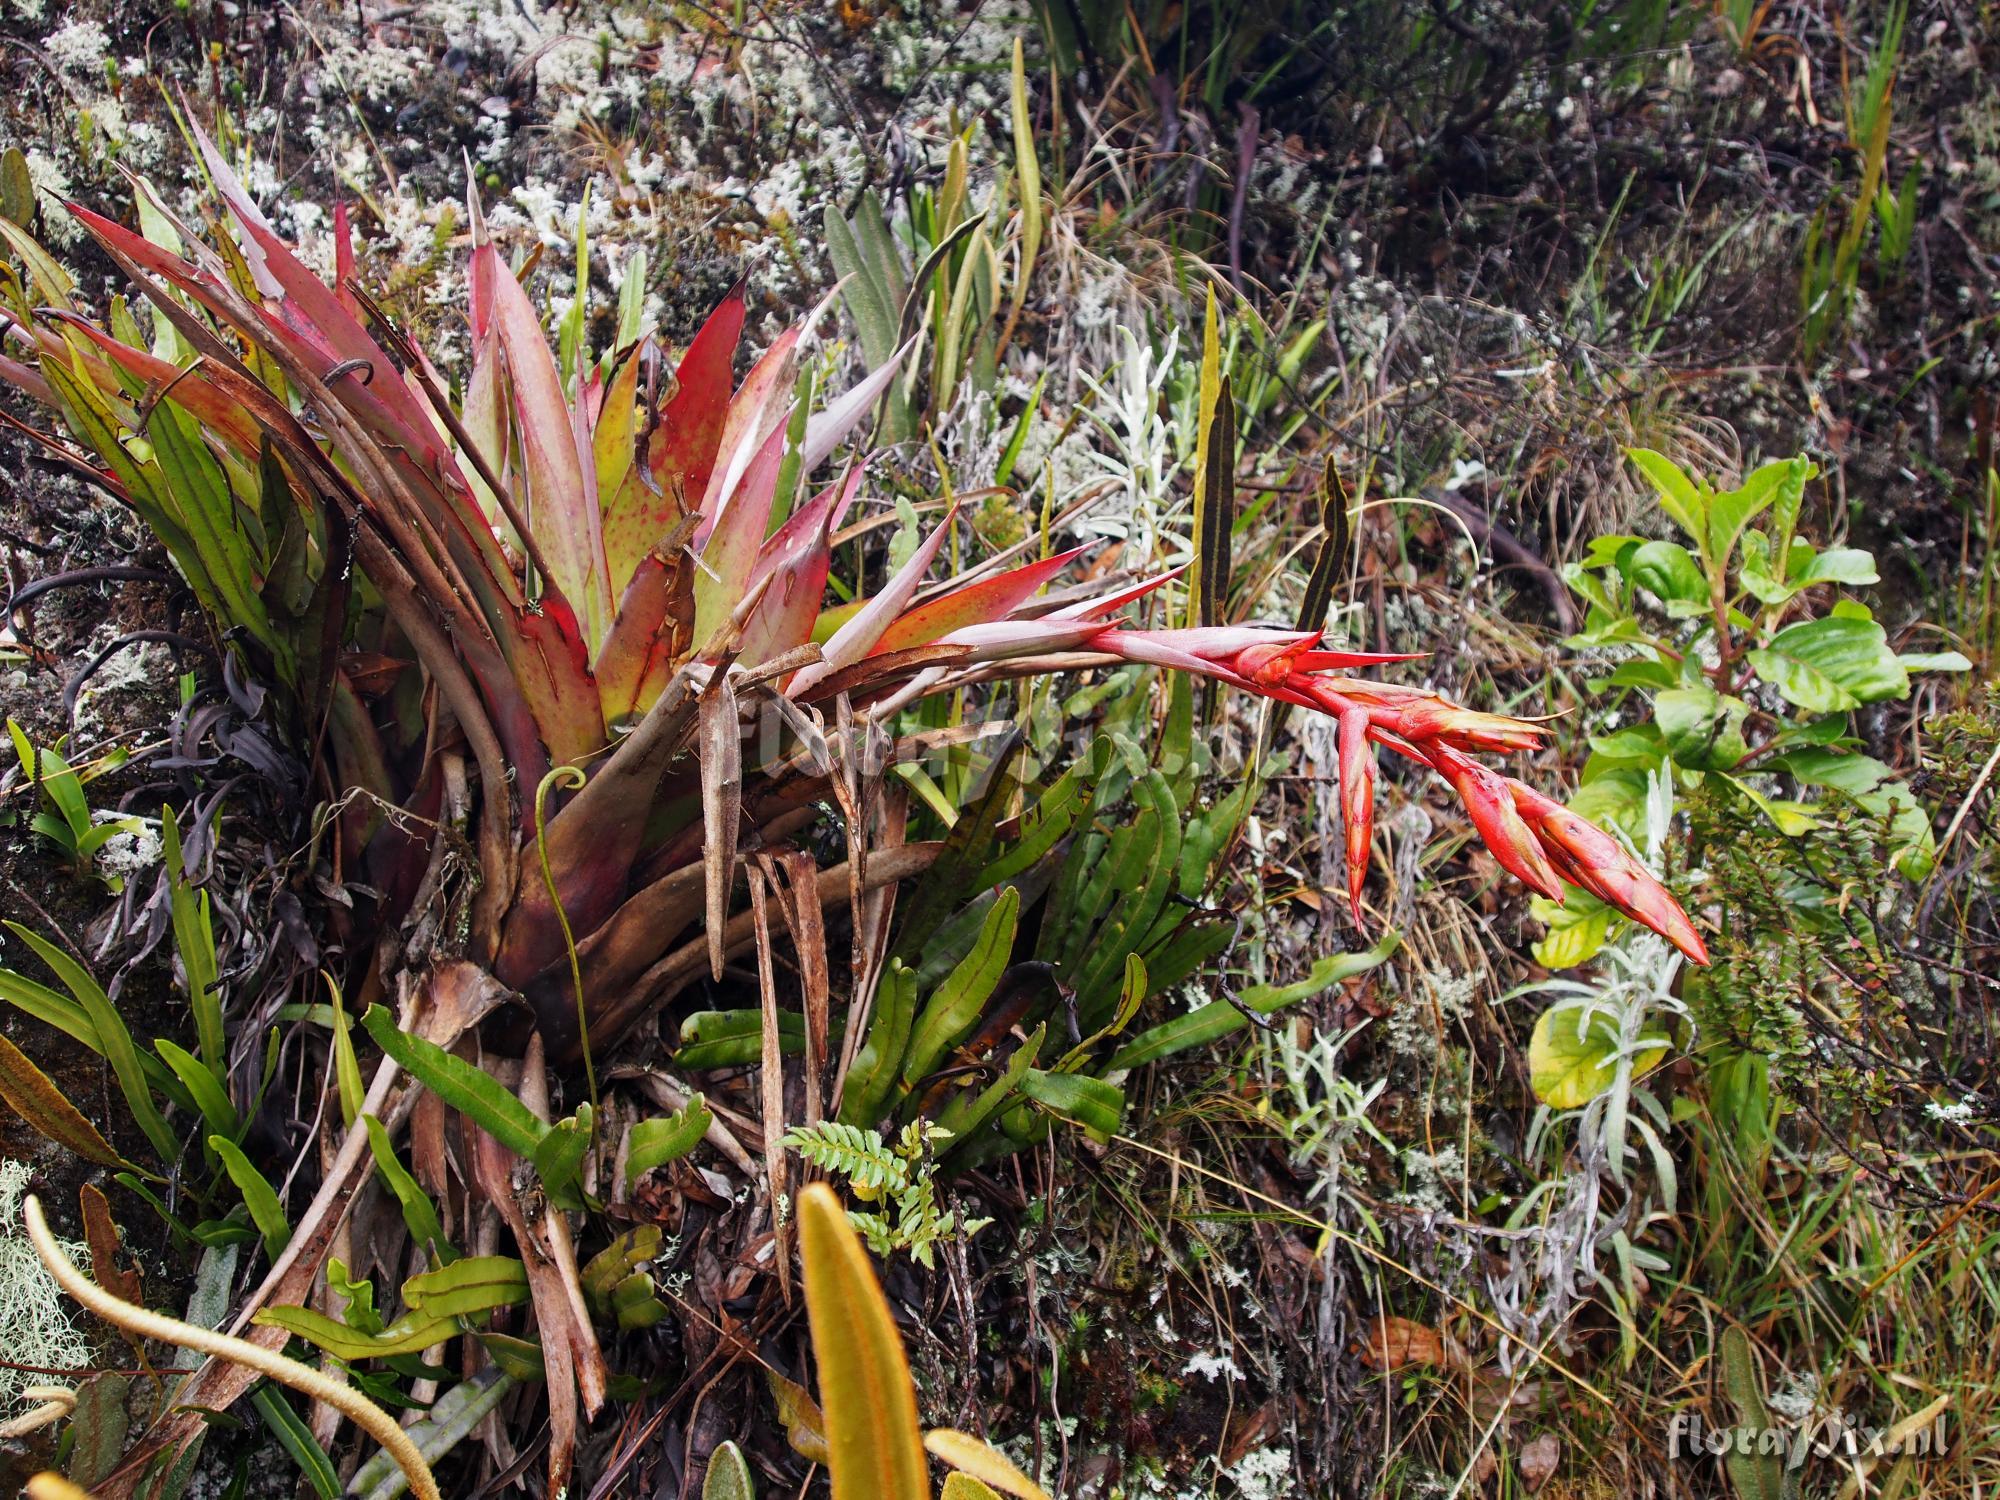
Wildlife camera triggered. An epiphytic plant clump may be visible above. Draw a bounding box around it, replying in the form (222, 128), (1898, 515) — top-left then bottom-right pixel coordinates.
(0, 118), (1702, 1496)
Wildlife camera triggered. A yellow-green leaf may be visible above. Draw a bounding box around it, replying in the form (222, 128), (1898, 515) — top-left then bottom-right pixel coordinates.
(925, 1429), (1050, 1499)
(798, 1182), (930, 1500)
(703, 1441), (757, 1500)
(1528, 1006), (1672, 1110)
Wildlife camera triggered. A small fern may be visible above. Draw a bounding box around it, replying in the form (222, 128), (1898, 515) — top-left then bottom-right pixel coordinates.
(783, 1121), (990, 1268)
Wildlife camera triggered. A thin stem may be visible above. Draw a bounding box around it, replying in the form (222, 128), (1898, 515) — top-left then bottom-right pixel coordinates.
(21, 1196), (441, 1500)
(536, 763), (597, 1118)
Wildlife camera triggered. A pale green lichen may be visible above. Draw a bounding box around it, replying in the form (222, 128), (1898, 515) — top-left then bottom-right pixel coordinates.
(0, 1160), (95, 1410)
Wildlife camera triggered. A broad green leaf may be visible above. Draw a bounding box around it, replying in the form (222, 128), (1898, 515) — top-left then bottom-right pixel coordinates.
(1745, 616), (1908, 713)
(1625, 540), (1706, 610)
(626, 1095), (713, 1185)
(796, 1182), (929, 1500)
(678, 1008), (809, 1071)
(1625, 448), (1707, 545)
(1014, 1070), (1124, 1139)
(1717, 774), (1821, 835)
(404, 1255), (532, 1320)
(1789, 547), (1878, 587)
(364, 1114), (456, 1262)
(1708, 456), (1809, 570)
(1654, 683), (1748, 770)
(360, 1004), (545, 1160)
(1586, 725), (1665, 762)
(532, 1102), (594, 1207)
(1528, 1007), (1672, 1110)
(254, 1304), (460, 1362)
(1897, 649), (1972, 674)
(1766, 748), (1888, 796)
(254, 1258), (527, 1360)
(209, 1135), (290, 1260)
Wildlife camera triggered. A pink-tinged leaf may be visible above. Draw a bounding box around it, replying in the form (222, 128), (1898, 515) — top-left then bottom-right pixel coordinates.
(693, 420), (789, 652)
(1094, 628), (1260, 686)
(332, 201), (359, 320)
(1338, 709), (1376, 925)
(869, 546), (1089, 657)
(935, 574), (1185, 662)
(0, 350), (52, 406)
(695, 327), (800, 542)
(737, 467), (866, 668)
(1118, 625), (1318, 657)
(797, 335), (915, 473)
(788, 506), (959, 694)
(189, 124), (448, 472)
(475, 242), (614, 650)
(43, 312), (266, 456)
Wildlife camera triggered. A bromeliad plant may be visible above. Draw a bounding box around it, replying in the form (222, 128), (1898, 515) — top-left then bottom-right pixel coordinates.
(0, 129), (1702, 1064)
(0, 125), (1703, 1496)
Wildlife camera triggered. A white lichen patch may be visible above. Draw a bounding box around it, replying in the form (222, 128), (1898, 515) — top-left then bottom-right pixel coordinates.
(0, 1161), (94, 1410)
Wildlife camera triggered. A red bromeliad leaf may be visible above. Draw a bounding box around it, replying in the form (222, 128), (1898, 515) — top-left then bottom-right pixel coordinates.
(332, 200), (360, 321)
(695, 327), (799, 543)
(692, 420), (790, 651)
(45, 311), (267, 457)
(192, 129), (452, 477)
(594, 537), (696, 730)
(738, 467), (865, 669)
(475, 242), (614, 650)
(612, 282), (745, 588)
(869, 546), (1090, 656)
(790, 505), (961, 693)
